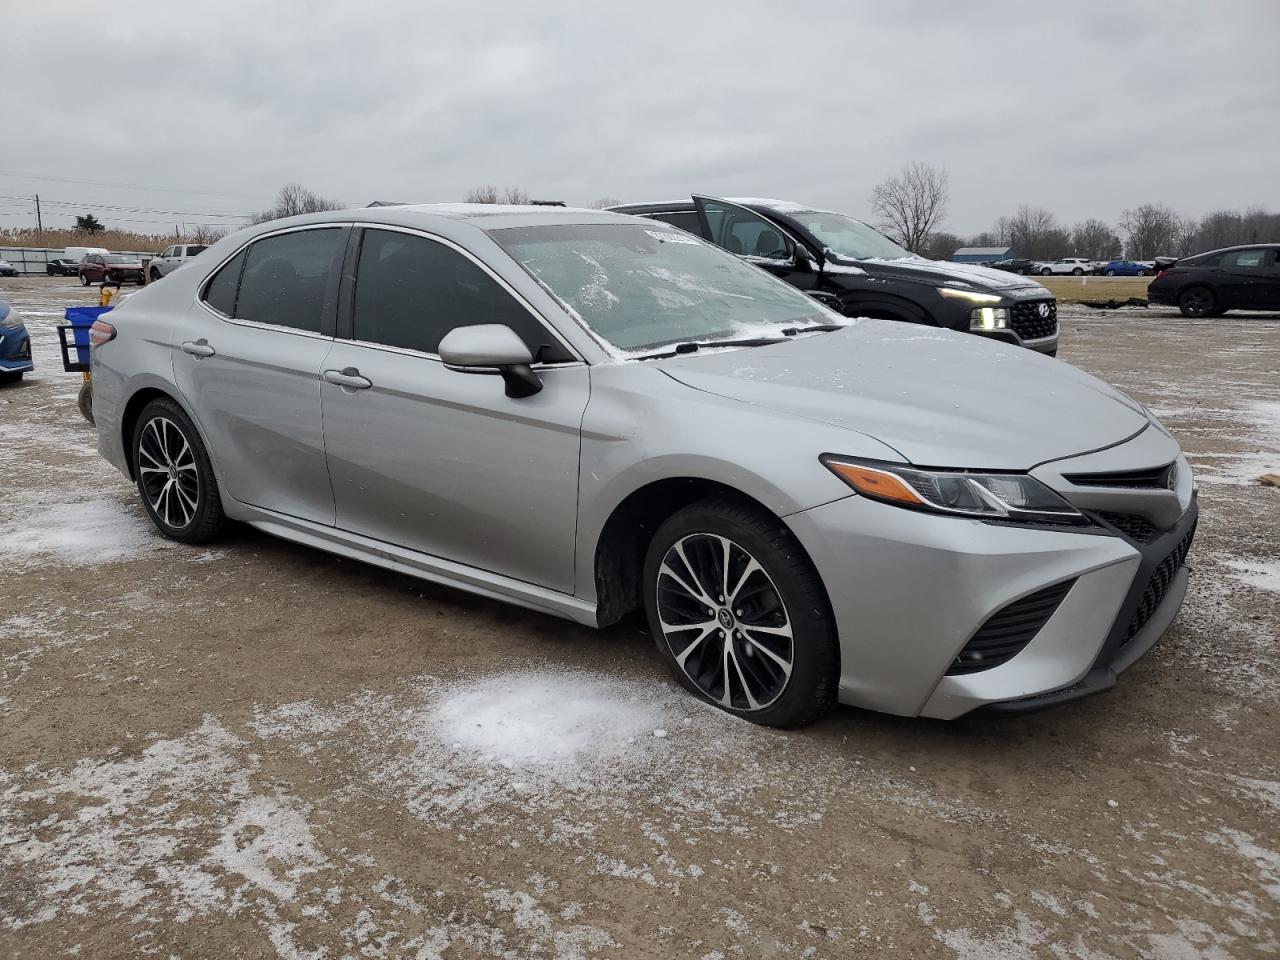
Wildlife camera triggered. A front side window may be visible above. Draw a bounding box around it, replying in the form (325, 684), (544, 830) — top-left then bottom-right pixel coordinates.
(162, 247), (175, 259)
(786, 210), (911, 261)
(235, 228), (344, 333)
(351, 229), (566, 360)
(699, 200), (791, 261)
(493, 222), (831, 353)
(646, 211), (703, 236)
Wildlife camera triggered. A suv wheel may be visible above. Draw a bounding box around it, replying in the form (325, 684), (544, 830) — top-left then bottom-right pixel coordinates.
(1040, 267), (1052, 276)
(1178, 286), (1217, 318)
(1072, 267), (1084, 276)
(643, 497), (838, 728)
(132, 398), (226, 543)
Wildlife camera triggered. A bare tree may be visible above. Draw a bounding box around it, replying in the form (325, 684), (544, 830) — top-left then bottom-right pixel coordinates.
(1173, 215), (1200, 258)
(869, 161), (949, 254)
(465, 185), (500, 204)
(1070, 219), (1122, 260)
(921, 231), (963, 261)
(251, 183), (344, 224)
(1004, 205), (1060, 260)
(589, 196), (621, 210)
(188, 224), (229, 245)
(501, 186), (529, 205)
(1119, 203), (1179, 259)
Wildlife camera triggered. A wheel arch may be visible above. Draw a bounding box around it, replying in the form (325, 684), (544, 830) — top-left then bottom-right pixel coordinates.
(592, 476), (828, 628)
(836, 293), (933, 326)
(119, 385), (210, 481)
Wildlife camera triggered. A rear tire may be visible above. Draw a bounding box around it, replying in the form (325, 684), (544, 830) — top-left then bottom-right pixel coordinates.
(1105, 269), (1117, 276)
(642, 497), (839, 728)
(1178, 286), (1217, 318)
(77, 381), (95, 424)
(1139, 269), (1150, 276)
(1040, 267), (1052, 276)
(80, 273), (90, 286)
(1072, 267), (1084, 276)
(132, 397), (226, 544)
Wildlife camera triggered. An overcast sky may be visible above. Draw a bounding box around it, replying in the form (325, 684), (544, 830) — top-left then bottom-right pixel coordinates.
(3, 1), (1277, 238)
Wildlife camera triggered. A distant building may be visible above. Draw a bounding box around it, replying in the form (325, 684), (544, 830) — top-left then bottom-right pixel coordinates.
(951, 245), (1014, 263)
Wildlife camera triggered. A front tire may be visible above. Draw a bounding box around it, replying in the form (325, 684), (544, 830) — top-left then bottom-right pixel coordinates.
(1040, 267), (1052, 276)
(0, 370), (23, 385)
(1072, 267), (1084, 276)
(80, 273), (90, 286)
(1178, 286), (1217, 318)
(643, 497), (839, 728)
(132, 398), (225, 543)
(149, 267), (161, 282)
(1105, 269), (1117, 276)
(77, 381), (94, 424)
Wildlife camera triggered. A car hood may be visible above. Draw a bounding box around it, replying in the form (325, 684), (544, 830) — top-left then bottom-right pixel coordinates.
(836, 256), (1049, 294)
(655, 320), (1149, 470)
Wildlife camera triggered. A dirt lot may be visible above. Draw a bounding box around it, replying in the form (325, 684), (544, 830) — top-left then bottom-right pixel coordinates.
(1, 275), (1277, 959)
(1040, 276), (1152, 302)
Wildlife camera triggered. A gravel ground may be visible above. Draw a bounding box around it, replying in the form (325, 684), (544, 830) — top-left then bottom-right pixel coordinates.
(1, 276), (1277, 959)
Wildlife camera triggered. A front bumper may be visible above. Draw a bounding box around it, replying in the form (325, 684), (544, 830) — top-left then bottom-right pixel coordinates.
(785, 435), (1197, 719)
(0, 327), (34, 373)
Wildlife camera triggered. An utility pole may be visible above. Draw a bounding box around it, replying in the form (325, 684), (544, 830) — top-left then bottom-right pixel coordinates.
(34, 194), (42, 232)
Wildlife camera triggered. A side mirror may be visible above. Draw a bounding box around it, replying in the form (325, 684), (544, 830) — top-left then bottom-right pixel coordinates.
(439, 324), (543, 398)
(792, 243), (818, 273)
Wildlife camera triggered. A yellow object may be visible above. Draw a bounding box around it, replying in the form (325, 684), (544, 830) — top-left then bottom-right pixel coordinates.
(98, 286), (115, 307)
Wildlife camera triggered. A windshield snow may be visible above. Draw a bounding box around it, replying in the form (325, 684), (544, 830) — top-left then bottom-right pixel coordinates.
(492, 223), (830, 353)
(790, 211), (911, 261)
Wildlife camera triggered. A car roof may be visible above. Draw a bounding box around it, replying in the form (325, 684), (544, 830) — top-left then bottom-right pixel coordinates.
(610, 197), (828, 217)
(304, 203), (640, 232)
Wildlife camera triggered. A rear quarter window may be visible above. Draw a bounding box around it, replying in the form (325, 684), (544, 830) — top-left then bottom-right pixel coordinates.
(201, 250), (246, 316)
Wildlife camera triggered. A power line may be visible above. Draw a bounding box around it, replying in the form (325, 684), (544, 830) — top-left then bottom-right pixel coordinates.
(0, 170), (272, 201)
(0, 193), (250, 219)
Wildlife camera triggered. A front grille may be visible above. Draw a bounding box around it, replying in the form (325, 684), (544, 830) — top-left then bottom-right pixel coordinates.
(948, 579), (1076, 675)
(1098, 512), (1158, 543)
(1065, 463), (1175, 489)
(1010, 300), (1058, 340)
(1120, 522), (1196, 648)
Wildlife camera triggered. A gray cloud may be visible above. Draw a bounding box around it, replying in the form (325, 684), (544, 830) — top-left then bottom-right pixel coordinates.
(2, 0), (1277, 236)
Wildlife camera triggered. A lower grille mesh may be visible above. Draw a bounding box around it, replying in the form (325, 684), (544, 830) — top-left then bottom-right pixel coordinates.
(948, 580), (1076, 675)
(1098, 512), (1159, 543)
(1121, 522), (1197, 648)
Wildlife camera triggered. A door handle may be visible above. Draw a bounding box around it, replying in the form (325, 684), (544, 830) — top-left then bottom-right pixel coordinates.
(323, 367), (372, 390)
(181, 339), (216, 358)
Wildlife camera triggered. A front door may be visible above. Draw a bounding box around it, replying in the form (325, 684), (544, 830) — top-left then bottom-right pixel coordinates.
(1216, 248), (1275, 309)
(692, 196), (820, 293)
(320, 227), (588, 593)
(172, 226), (348, 525)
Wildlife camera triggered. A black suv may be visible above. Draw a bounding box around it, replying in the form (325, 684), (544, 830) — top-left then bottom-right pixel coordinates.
(609, 196), (1059, 354)
(1147, 244), (1280, 317)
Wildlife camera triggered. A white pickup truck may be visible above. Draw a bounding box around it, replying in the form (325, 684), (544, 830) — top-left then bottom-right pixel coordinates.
(146, 244), (208, 282)
(1036, 257), (1096, 276)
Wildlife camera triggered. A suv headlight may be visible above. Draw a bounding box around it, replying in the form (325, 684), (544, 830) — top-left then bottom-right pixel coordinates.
(821, 456), (1087, 525)
(0, 306), (22, 329)
(970, 307), (1009, 331)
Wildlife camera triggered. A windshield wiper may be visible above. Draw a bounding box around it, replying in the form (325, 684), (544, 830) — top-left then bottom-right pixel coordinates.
(781, 322), (845, 335)
(631, 336), (787, 361)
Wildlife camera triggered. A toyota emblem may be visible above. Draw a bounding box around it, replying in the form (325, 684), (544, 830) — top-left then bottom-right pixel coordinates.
(1037, 303), (1051, 319)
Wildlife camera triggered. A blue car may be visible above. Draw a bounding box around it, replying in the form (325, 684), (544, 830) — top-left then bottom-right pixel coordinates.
(0, 299), (34, 383)
(1099, 259), (1152, 277)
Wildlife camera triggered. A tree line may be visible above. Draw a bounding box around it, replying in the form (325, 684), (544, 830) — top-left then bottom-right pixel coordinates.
(870, 162), (1279, 262)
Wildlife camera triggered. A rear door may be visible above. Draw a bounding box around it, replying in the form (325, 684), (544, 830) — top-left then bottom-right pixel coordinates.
(1216, 248), (1272, 308)
(320, 226), (588, 592)
(691, 196), (820, 293)
(172, 225), (348, 524)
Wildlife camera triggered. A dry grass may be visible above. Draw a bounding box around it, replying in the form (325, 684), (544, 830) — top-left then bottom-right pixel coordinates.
(0, 227), (172, 253)
(1041, 276), (1152, 302)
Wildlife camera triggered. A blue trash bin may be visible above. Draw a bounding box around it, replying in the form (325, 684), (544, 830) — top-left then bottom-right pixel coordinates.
(63, 306), (113, 368)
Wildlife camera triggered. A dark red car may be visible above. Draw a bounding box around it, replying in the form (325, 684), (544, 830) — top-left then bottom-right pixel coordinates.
(79, 253), (145, 286)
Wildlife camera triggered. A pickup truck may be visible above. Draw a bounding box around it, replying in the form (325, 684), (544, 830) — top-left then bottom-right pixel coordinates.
(147, 244), (208, 282)
(1036, 258), (1096, 276)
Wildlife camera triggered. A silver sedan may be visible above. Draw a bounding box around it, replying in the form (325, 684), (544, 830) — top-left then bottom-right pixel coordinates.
(88, 205), (1197, 726)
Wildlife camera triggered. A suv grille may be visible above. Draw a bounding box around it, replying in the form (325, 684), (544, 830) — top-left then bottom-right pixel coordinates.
(1011, 300), (1058, 341)
(1066, 463), (1175, 489)
(1121, 522), (1196, 648)
(1098, 512), (1158, 543)
(948, 580), (1075, 675)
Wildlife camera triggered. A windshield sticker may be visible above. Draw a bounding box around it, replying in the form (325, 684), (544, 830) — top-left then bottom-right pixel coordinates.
(645, 229), (701, 245)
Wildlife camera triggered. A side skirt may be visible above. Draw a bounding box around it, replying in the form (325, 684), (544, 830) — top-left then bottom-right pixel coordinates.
(231, 501), (599, 627)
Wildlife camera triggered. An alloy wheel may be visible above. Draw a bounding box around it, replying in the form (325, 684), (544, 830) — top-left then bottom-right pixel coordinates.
(655, 533), (794, 711)
(1180, 288), (1213, 317)
(137, 416), (199, 528)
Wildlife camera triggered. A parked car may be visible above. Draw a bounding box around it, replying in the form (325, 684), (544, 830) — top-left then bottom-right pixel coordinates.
(1098, 260), (1151, 277)
(1147, 244), (1280, 317)
(0, 298), (33, 383)
(147, 244), (208, 282)
(610, 196), (1059, 354)
(1037, 258), (1095, 276)
(987, 258), (1039, 275)
(0, 259), (17, 277)
(46, 258), (81, 276)
(90, 205), (1197, 726)
(79, 253), (145, 286)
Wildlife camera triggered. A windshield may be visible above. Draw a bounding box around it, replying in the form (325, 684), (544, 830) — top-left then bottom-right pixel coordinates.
(104, 255), (133, 263)
(492, 223), (831, 353)
(788, 211), (911, 261)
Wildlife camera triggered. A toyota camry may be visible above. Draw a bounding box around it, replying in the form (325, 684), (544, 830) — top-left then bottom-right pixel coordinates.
(87, 205), (1197, 727)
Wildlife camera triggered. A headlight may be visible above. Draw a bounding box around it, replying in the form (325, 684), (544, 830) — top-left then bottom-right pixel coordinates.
(0, 306), (22, 330)
(821, 456), (1087, 525)
(939, 286), (1003, 304)
(970, 307), (1009, 331)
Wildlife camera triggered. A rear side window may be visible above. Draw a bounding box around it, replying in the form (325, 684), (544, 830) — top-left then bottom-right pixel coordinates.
(202, 250), (246, 316)
(1221, 249), (1266, 269)
(235, 229), (344, 333)
(646, 212), (703, 236)
(351, 228), (567, 360)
